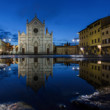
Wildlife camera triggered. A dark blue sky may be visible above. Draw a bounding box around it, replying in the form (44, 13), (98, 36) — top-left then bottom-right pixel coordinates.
(0, 0), (110, 45)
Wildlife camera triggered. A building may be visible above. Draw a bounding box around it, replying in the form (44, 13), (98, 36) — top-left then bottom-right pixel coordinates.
(101, 24), (110, 55)
(79, 16), (110, 55)
(79, 61), (110, 88)
(18, 15), (53, 55)
(18, 58), (53, 92)
(54, 43), (79, 55)
(0, 39), (13, 54)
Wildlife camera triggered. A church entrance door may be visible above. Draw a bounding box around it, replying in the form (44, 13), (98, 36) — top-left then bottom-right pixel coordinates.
(34, 47), (38, 54)
(22, 48), (25, 54)
(47, 48), (49, 54)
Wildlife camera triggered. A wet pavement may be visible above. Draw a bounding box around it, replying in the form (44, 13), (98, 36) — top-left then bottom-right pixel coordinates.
(0, 56), (109, 110)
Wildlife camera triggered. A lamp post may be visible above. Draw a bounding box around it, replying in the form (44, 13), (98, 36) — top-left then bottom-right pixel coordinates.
(3, 38), (11, 42)
(72, 38), (79, 55)
(72, 38), (79, 46)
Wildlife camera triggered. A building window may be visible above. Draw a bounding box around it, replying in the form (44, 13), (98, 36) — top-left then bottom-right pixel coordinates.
(95, 30), (96, 33)
(106, 31), (109, 34)
(92, 40), (93, 44)
(34, 58), (38, 62)
(105, 39), (107, 44)
(102, 40), (104, 44)
(98, 29), (100, 32)
(109, 66), (110, 70)
(98, 38), (100, 42)
(98, 67), (100, 71)
(108, 38), (110, 43)
(102, 32), (104, 35)
(95, 39), (96, 43)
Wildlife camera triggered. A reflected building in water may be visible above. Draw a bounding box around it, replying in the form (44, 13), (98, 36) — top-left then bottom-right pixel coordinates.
(18, 58), (53, 92)
(79, 61), (110, 88)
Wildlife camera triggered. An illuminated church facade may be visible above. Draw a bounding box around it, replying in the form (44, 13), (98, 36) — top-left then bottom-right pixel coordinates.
(18, 15), (53, 54)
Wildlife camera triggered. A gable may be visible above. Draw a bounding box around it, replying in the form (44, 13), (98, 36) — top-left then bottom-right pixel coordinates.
(28, 16), (43, 26)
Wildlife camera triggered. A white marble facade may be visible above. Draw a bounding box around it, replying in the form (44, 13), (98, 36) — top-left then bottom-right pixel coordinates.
(18, 58), (53, 92)
(18, 15), (53, 54)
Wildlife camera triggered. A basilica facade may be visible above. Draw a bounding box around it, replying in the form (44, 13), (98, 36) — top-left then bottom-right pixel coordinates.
(18, 58), (53, 92)
(18, 16), (53, 54)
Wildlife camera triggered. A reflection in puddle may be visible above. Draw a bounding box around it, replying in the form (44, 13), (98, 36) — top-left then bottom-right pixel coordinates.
(0, 58), (109, 110)
(18, 58), (53, 92)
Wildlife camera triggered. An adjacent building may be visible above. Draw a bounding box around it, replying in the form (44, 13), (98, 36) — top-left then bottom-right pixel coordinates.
(79, 61), (110, 88)
(18, 15), (53, 55)
(0, 39), (13, 54)
(54, 43), (79, 55)
(101, 24), (110, 55)
(79, 16), (110, 55)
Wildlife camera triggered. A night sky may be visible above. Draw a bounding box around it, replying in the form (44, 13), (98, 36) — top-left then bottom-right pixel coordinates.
(0, 0), (110, 45)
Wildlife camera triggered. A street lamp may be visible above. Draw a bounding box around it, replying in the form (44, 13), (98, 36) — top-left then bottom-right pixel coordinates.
(80, 47), (84, 51)
(72, 39), (75, 42)
(77, 39), (80, 42)
(9, 39), (11, 42)
(97, 61), (101, 64)
(72, 38), (79, 45)
(0, 49), (2, 55)
(3, 39), (6, 42)
(98, 45), (101, 49)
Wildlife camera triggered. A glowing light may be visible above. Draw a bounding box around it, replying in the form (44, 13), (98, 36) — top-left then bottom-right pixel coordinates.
(9, 68), (11, 71)
(72, 39), (75, 42)
(97, 61), (101, 64)
(72, 67), (75, 70)
(3, 39), (6, 42)
(77, 39), (79, 42)
(98, 45), (101, 49)
(77, 67), (80, 70)
(9, 39), (11, 42)
(80, 48), (84, 51)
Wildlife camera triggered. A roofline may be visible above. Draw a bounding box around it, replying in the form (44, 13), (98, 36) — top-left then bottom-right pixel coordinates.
(78, 16), (110, 33)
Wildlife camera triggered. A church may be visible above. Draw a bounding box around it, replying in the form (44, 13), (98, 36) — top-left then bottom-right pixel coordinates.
(18, 15), (53, 54)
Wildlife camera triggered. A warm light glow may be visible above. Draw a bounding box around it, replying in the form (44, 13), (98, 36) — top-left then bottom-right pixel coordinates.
(80, 47), (84, 51)
(97, 61), (101, 64)
(98, 45), (101, 49)
(0, 49), (2, 52)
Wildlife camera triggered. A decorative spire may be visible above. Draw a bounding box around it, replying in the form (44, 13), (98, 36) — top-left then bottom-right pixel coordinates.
(46, 28), (48, 34)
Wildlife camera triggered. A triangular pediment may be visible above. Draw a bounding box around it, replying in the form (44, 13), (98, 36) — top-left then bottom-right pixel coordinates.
(28, 16), (43, 26)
